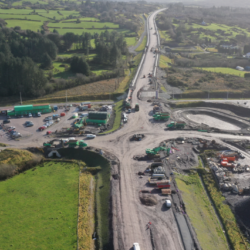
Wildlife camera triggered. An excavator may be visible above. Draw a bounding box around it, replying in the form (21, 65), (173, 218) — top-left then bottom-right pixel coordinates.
(146, 147), (171, 158)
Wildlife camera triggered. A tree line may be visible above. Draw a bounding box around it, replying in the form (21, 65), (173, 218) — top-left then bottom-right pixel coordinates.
(0, 27), (127, 97)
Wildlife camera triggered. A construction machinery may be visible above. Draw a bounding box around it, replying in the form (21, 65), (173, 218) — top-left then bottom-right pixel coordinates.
(130, 134), (145, 141)
(135, 103), (139, 111)
(146, 147), (170, 158)
(125, 101), (131, 109)
(166, 121), (185, 129)
(153, 105), (161, 113)
(153, 112), (170, 121)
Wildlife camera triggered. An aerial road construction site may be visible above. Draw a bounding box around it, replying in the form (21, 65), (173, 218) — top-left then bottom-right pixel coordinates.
(1, 8), (250, 250)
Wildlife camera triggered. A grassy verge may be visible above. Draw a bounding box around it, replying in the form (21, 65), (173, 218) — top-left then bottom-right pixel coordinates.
(78, 171), (95, 250)
(197, 157), (250, 250)
(160, 85), (167, 92)
(58, 148), (112, 249)
(135, 35), (147, 51)
(159, 54), (171, 68)
(0, 162), (79, 250)
(0, 143), (7, 147)
(195, 67), (246, 77)
(176, 173), (228, 250)
(100, 100), (123, 134)
(0, 148), (34, 166)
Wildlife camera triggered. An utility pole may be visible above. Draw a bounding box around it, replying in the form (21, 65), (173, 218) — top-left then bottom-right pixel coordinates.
(66, 91), (67, 104)
(20, 92), (22, 105)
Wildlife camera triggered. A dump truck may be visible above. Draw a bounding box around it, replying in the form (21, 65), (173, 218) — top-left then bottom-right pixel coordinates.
(167, 121), (185, 129)
(153, 112), (170, 121)
(135, 103), (139, 111)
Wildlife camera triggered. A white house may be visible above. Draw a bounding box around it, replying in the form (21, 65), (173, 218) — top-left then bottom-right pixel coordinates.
(245, 52), (250, 58)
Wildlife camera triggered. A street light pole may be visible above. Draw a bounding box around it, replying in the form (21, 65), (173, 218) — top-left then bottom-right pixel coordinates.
(20, 92), (22, 105)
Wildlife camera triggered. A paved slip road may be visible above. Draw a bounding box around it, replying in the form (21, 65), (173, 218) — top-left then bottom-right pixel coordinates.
(2, 9), (250, 250)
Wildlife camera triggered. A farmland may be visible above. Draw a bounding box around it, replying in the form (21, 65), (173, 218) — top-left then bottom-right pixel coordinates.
(176, 173), (228, 250)
(196, 67), (247, 78)
(159, 55), (171, 68)
(0, 162), (80, 250)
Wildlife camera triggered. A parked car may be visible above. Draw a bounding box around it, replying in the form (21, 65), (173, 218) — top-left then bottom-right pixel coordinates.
(86, 134), (96, 139)
(17, 115), (23, 118)
(127, 109), (131, 113)
(68, 137), (75, 140)
(28, 113), (32, 117)
(37, 112), (41, 117)
(61, 139), (69, 143)
(60, 112), (66, 117)
(8, 126), (15, 130)
(12, 132), (21, 138)
(44, 116), (52, 121)
(53, 114), (60, 119)
(7, 116), (11, 119)
(26, 122), (34, 127)
(39, 126), (46, 131)
(3, 120), (10, 124)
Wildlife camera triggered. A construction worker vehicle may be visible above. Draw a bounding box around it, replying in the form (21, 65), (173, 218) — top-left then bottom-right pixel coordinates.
(135, 103), (139, 111)
(153, 112), (170, 121)
(166, 121), (185, 129)
(130, 134), (145, 141)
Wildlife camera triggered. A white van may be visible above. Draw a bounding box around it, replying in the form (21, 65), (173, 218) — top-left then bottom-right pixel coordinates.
(165, 199), (172, 208)
(86, 134), (96, 139)
(133, 243), (140, 250)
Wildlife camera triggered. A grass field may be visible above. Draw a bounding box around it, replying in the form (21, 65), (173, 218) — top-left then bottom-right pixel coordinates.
(135, 35), (147, 51)
(0, 148), (34, 166)
(176, 173), (228, 250)
(78, 171), (95, 250)
(0, 162), (79, 249)
(159, 54), (171, 68)
(6, 19), (43, 31)
(58, 148), (112, 249)
(199, 167), (250, 250)
(125, 37), (137, 46)
(100, 99), (123, 134)
(196, 67), (246, 77)
(48, 21), (118, 29)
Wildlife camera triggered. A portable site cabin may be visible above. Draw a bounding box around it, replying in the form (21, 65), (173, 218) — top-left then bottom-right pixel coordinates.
(86, 112), (110, 124)
(7, 104), (52, 116)
(73, 113), (78, 118)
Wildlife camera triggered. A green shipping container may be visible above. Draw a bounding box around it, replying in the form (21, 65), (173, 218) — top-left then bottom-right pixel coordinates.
(86, 119), (108, 124)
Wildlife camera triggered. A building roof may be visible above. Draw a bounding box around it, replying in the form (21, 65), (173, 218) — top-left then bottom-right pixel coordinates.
(14, 105), (33, 111)
(33, 104), (50, 107)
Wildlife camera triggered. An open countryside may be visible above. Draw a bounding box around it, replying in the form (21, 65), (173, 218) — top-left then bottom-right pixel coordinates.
(1, 1), (250, 250)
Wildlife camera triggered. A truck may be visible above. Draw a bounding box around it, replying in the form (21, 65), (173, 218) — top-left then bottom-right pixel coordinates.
(166, 121), (185, 129)
(135, 103), (139, 111)
(153, 112), (170, 121)
(125, 101), (131, 109)
(153, 105), (160, 113)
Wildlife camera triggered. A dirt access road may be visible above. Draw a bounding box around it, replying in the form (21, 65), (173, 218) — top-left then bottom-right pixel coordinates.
(2, 9), (250, 250)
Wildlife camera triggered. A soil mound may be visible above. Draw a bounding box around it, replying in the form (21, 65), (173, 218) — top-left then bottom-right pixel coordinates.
(235, 198), (250, 229)
(139, 193), (158, 206)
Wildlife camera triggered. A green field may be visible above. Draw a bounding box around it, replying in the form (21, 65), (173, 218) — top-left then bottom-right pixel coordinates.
(48, 21), (119, 29)
(159, 54), (171, 68)
(6, 19), (43, 31)
(125, 37), (137, 46)
(135, 35), (147, 51)
(196, 67), (246, 77)
(0, 162), (79, 249)
(176, 173), (228, 250)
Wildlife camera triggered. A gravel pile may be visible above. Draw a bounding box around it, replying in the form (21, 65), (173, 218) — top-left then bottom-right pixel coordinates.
(139, 193), (158, 206)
